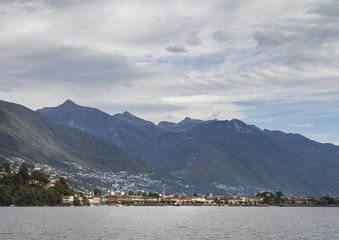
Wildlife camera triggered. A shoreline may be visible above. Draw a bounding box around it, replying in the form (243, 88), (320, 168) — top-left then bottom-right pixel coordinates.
(2, 204), (339, 207)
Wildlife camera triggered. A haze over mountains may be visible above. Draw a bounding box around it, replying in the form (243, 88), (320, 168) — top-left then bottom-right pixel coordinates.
(36, 100), (339, 197)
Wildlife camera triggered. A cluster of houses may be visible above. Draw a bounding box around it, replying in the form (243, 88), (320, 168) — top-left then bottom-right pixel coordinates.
(62, 184), (265, 206)
(84, 194), (264, 206)
(61, 183), (264, 206)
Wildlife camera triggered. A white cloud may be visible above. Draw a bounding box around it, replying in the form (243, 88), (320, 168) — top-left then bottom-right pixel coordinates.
(309, 134), (331, 138)
(1, 0), (339, 143)
(287, 123), (314, 128)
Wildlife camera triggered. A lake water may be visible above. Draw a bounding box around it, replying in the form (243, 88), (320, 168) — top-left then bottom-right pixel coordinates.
(0, 206), (338, 239)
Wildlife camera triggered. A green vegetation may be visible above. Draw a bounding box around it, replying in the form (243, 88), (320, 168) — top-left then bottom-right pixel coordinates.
(147, 191), (160, 198)
(94, 188), (102, 196)
(0, 163), (74, 206)
(256, 191), (283, 205)
(128, 190), (134, 195)
(141, 191), (159, 198)
(256, 191), (339, 206)
(316, 196), (339, 205)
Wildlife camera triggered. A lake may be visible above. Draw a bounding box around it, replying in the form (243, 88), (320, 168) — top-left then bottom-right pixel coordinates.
(0, 206), (338, 239)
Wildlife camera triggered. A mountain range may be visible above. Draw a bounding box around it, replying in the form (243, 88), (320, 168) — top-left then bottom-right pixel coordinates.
(1, 99), (339, 196)
(0, 100), (222, 194)
(37, 100), (203, 150)
(128, 120), (339, 196)
(0, 100), (149, 173)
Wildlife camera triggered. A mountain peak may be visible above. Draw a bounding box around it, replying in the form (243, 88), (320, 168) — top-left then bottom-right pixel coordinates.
(122, 111), (133, 117)
(114, 111), (138, 120)
(229, 119), (262, 134)
(37, 100), (79, 115)
(62, 99), (77, 106)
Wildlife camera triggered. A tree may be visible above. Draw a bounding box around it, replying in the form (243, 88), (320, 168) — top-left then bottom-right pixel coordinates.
(291, 197), (296, 204)
(0, 186), (12, 205)
(128, 190), (134, 196)
(319, 196), (336, 205)
(73, 198), (81, 206)
(54, 177), (73, 197)
(82, 195), (90, 206)
(46, 188), (57, 205)
(275, 191), (283, 205)
(31, 170), (49, 185)
(1, 162), (11, 173)
(0, 168), (75, 206)
(142, 191), (147, 197)
(148, 192), (159, 198)
(257, 191), (275, 205)
(19, 164), (30, 182)
(94, 188), (102, 196)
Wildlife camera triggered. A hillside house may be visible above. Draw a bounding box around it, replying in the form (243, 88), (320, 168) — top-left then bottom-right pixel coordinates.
(62, 196), (74, 203)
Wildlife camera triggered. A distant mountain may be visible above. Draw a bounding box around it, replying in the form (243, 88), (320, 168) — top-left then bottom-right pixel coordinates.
(37, 100), (164, 150)
(128, 119), (339, 197)
(114, 111), (164, 136)
(1, 100), (229, 195)
(158, 117), (205, 132)
(37, 100), (207, 149)
(36, 100), (339, 196)
(0, 100), (150, 173)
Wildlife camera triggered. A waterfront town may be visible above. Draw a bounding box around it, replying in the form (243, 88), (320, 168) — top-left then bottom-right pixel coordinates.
(1, 155), (338, 207)
(67, 184), (339, 207)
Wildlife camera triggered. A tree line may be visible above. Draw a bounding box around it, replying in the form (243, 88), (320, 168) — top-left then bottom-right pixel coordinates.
(256, 191), (339, 205)
(0, 162), (75, 206)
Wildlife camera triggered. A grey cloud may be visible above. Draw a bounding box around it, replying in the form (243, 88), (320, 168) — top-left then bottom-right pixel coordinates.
(251, 1), (339, 70)
(253, 31), (287, 49)
(185, 31), (201, 46)
(308, 0), (339, 19)
(1, 0), (94, 10)
(166, 45), (188, 53)
(211, 31), (230, 43)
(0, 88), (11, 92)
(100, 102), (188, 122)
(0, 45), (150, 88)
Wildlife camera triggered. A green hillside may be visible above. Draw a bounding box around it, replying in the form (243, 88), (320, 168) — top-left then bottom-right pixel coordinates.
(0, 100), (150, 173)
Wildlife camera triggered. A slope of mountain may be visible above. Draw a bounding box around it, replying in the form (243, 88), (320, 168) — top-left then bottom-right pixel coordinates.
(114, 111), (163, 136)
(263, 130), (339, 164)
(2, 100), (229, 195)
(0, 100), (150, 173)
(158, 117), (205, 132)
(37, 100), (164, 150)
(128, 119), (339, 196)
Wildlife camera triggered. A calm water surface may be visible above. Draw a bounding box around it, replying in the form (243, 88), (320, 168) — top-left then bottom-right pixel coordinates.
(0, 206), (338, 239)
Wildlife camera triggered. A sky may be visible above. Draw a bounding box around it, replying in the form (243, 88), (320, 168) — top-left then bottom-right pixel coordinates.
(1, 0), (339, 145)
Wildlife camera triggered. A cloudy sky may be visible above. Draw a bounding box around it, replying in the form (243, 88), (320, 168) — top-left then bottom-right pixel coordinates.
(1, 0), (339, 145)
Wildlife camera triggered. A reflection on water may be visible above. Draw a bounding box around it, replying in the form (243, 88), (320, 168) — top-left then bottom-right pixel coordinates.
(1, 206), (338, 239)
